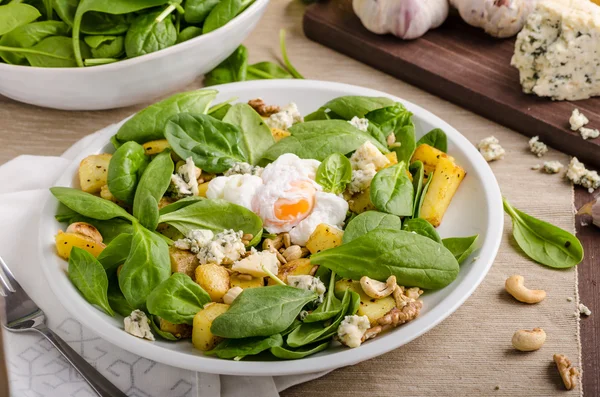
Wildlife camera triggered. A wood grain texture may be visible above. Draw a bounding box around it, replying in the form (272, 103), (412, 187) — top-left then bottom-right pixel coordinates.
(303, 0), (600, 169)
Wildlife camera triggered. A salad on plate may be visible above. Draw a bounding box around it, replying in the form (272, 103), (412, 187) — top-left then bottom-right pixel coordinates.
(50, 89), (478, 361)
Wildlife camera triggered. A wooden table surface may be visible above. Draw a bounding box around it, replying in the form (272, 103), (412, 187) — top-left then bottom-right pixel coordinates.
(0, 1), (598, 395)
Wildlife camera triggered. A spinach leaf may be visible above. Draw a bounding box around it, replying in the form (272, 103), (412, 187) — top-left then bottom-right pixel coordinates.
(442, 235), (478, 265)
(184, 0), (219, 24)
(210, 285), (317, 338)
(176, 25), (202, 43)
(263, 120), (388, 162)
(107, 275), (134, 317)
(303, 108), (331, 122)
(0, 20), (69, 65)
(370, 162), (414, 217)
(147, 273), (211, 325)
(365, 103), (412, 138)
(97, 233), (132, 273)
(303, 271), (342, 323)
(311, 228), (460, 289)
(391, 121), (416, 164)
(246, 62), (293, 80)
(342, 211), (401, 244)
(503, 198), (583, 268)
(206, 334), (283, 360)
(149, 315), (179, 341)
(52, 0), (78, 25)
(202, 0), (251, 34)
(50, 187), (136, 222)
(402, 218), (441, 243)
(315, 153), (352, 194)
(414, 174), (432, 219)
(55, 207), (134, 244)
(118, 222), (171, 309)
(417, 128), (447, 152)
(270, 340), (330, 359)
(204, 45), (248, 86)
(132, 150), (174, 230)
(223, 103), (275, 165)
(409, 161), (424, 218)
(165, 113), (247, 173)
(107, 141), (149, 204)
(158, 198), (263, 243)
(80, 12), (130, 35)
(117, 89), (217, 144)
(209, 103), (232, 121)
(125, 11), (176, 58)
(85, 35), (124, 58)
(24, 36), (89, 67)
(320, 96), (395, 120)
(0, 4), (41, 36)
(158, 196), (204, 216)
(68, 247), (114, 316)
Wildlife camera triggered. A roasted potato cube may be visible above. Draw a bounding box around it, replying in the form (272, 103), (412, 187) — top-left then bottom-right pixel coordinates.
(383, 152), (398, 168)
(159, 318), (192, 339)
(198, 182), (210, 197)
(230, 274), (264, 289)
(192, 303), (229, 351)
(348, 187), (376, 214)
(169, 246), (200, 278)
(78, 154), (112, 194)
(419, 156), (466, 227)
(100, 185), (118, 202)
(306, 224), (344, 254)
(411, 144), (455, 177)
(142, 139), (170, 155)
(334, 279), (396, 325)
(271, 127), (290, 142)
(55, 231), (105, 260)
(269, 258), (313, 285)
(195, 264), (230, 302)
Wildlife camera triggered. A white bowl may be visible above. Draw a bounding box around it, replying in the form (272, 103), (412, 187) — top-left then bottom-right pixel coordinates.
(0, 0), (269, 111)
(39, 80), (504, 376)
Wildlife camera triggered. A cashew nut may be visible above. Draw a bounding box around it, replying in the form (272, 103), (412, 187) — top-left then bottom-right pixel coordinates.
(554, 354), (580, 390)
(66, 222), (103, 243)
(360, 275), (396, 299)
(511, 328), (546, 351)
(281, 245), (309, 262)
(505, 275), (546, 304)
(223, 286), (244, 305)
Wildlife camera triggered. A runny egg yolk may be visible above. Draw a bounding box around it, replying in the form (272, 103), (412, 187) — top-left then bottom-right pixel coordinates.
(273, 181), (315, 222)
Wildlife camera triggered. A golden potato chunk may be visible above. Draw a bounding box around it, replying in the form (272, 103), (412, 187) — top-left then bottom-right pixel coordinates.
(268, 258), (314, 285)
(230, 274), (264, 289)
(335, 279), (396, 325)
(169, 246), (200, 278)
(195, 264), (230, 302)
(78, 154), (112, 194)
(142, 139), (170, 155)
(419, 156), (466, 227)
(411, 144), (455, 177)
(306, 224), (344, 254)
(159, 318), (192, 339)
(55, 231), (105, 260)
(192, 303), (229, 351)
(383, 152), (398, 168)
(348, 187), (376, 214)
(198, 182), (210, 198)
(100, 185), (118, 202)
(271, 127), (290, 142)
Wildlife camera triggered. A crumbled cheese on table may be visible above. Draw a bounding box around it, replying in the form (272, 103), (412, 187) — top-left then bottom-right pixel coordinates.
(570, 109), (589, 131)
(528, 136), (548, 157)
(478, 136), (505, 162)
(124, 310), (155, 341)
(579, 127), (600, 140)
(337, 315), (370, 348)
(543, 161), (564, 174)
(265, 103), (303, 130)
(348, 116), (369, 132)
(579, 303), (592, 316)
(566, 157), (600, 192)
(531, 164), (542, 170)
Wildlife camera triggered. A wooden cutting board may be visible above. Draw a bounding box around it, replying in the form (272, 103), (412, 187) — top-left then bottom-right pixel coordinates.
(303, 0), (600, 169)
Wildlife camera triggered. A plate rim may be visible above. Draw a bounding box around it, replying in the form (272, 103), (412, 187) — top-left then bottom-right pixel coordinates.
(38, 79), (504, 376)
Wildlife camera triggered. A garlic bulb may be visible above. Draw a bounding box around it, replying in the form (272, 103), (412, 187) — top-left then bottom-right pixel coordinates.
(450, 0), (539, 38)
(353, 0), (449, 40)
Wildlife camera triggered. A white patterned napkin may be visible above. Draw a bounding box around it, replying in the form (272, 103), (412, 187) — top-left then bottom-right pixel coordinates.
(0, 126), (328, 397)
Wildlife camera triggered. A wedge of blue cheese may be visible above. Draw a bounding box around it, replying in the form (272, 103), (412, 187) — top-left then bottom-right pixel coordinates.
(511, 0), (600, 100)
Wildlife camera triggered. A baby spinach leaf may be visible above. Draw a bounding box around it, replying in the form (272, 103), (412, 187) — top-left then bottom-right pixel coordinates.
(158, 198), (263, 241)
(0, 20), (69, 65)
(97, 233), (132, 273)
(204, 45), (248, 86)
(414, 175), (432, 219)
(107, 275), (134, 317)
(24, 36), (89, 67)
(391, 121), (416, 165)
(52, 0), (78, 25)
(223, 103), (275, 165)
(147, 273), (211, 325)
(442, 235), (478, 265)
(202, 0), (251, 34)
(132, 150), (174, 230)
(184, 0), (220, 24)
(409, 161), (424, 218)
(417, 128), (447, 153)
(316, 153), (352, 195)
(402, 218), (441, 243)
(68, 247), (114, 316)
(365, 103), (412, 138)
(263, 120), (388, 162)
(304, 108), (331, 122)
(165, 113), (247, 173)
(370, 162), (414, 217)
(80, 12), (130, 35)
(125, 11), (176, 58)
(0, 3), (41, 36)
(303, 271), (342, 323)
(311, 228), (460, 289)
(320, 96), (395, 120)
(149, 315), (179, 341)
(55, 208), (134, 244)
(206, 334), (283, 360)
(116, 89), (218, 144)
(118, 222), (171, 309)
(176, 25), (202, 43)
(270, 340), (330, 360)
(107, 141), (149, 204)
(158, 196), (204, 216)
(85, 35), (124, 58)
(503, 198), (583, 268)
(246, 62), (293, 80)
(50, 187), (136, 222)
(342, 211), (402, 243)
(211, 286), (317, 338)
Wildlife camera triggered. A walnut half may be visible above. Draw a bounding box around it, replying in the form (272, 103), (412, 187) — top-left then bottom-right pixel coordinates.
(248, 98), (280, 117)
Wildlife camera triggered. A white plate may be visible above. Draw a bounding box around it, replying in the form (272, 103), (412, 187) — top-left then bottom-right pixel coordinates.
(39, 80), (503, 376)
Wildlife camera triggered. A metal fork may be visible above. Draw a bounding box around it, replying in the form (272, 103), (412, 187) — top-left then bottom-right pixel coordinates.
(0, 255), (127, 397)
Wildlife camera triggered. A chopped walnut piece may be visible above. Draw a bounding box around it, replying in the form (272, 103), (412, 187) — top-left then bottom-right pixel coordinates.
(248, 98), (280, 117)
(362, 300), (423, 342)
(554, 354), (580, 390)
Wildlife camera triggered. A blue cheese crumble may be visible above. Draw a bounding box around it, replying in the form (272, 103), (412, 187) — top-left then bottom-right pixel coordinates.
(174, 229), (246, 265)
(347, 141), (390, 194)
(287, 275), (326, 303)
(224, 162), (263, 177)
(348, 116), (369, 132)
(579, 127), (600, 140)
(478, 136), (505, 162)
(566, 157), (600, 192)
(231, 247), (279, 277)
(170, 157), (200, 198)
(124, 310), (154, 341)
(528, 136), (548, 157)
(265, 103), (303, 130)
(337, 315), (370, 348)
(543, 160), (564, 174)
(570, 109), (589, 131)
(174, 229), (215, 254)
